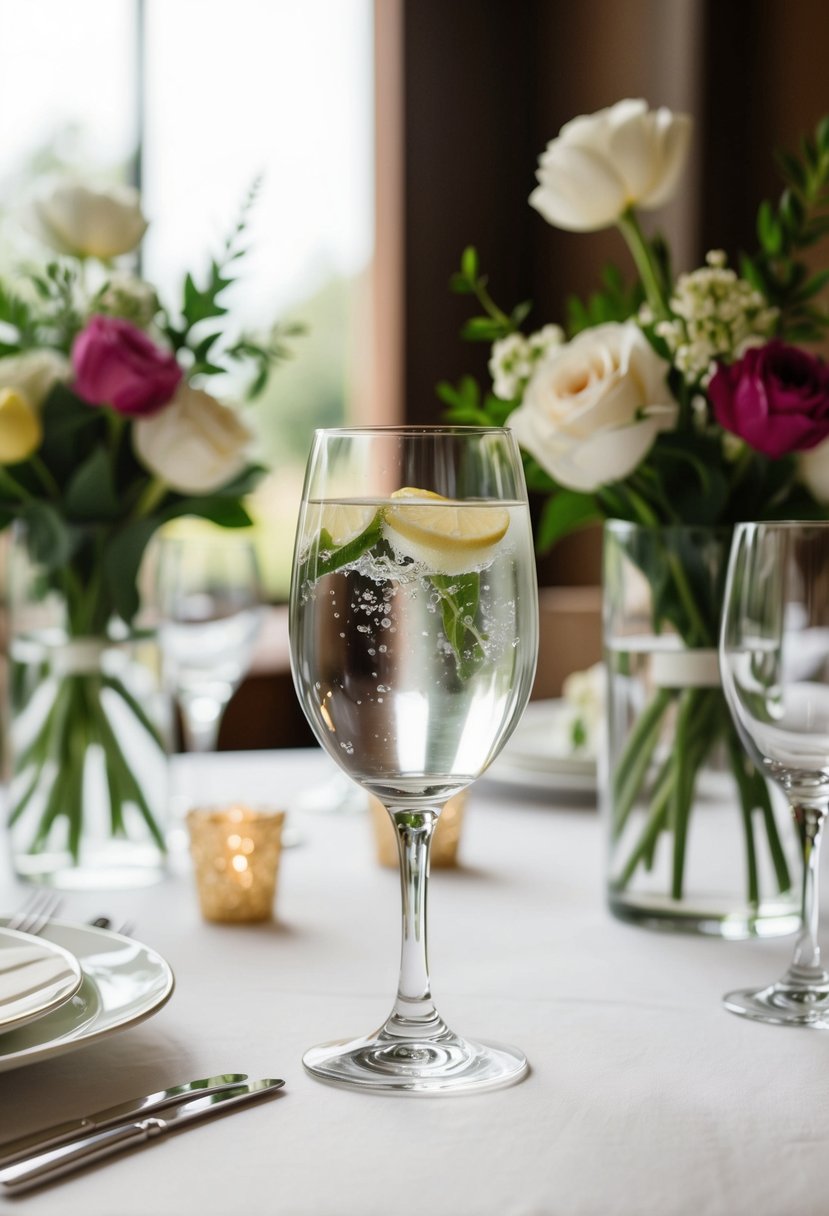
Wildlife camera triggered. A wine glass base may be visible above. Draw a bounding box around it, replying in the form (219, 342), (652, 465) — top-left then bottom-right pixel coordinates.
(303, 1030), (529, 1094)
(724, 977), (829, 1028)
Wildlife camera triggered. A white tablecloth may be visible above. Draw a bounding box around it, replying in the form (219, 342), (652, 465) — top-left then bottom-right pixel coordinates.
(1, 748), (828, 1216)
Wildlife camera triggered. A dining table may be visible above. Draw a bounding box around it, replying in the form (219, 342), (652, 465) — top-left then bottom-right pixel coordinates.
(0, 743), (828, 1216)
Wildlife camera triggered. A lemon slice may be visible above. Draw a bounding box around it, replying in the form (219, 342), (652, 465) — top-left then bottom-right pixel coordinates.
(383, 487), (509, 574)
(318, 503), (379, 547)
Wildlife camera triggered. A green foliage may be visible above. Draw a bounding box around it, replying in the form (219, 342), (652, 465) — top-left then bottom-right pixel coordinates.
(436, 375), (515, 426)
(450, 246), (531, 343)
(742, 114), (829, 340)
(566, 263), (644, 335)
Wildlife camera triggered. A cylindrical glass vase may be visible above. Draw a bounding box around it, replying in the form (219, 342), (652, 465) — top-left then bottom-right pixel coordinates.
(602, 520), (799, 937)
(5, 532), (170, 889)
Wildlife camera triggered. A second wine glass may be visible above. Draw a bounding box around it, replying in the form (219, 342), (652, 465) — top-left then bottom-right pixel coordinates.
(720, 521), (829, 1026)
(155, 532), (264, 754)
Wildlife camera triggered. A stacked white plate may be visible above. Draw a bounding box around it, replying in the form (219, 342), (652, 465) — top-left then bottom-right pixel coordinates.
(483, 699), (598, 800)
(0, 918), (174, 1072)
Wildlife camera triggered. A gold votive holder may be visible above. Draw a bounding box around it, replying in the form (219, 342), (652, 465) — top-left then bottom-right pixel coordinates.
(187, 805), (285, 923)
(369, 791), (468, 869)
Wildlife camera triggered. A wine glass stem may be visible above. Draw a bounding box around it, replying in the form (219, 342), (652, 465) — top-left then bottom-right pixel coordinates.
(179, 697), (225, 754)
(384, 807), (445, 1040)
(790, 801), (827, 976)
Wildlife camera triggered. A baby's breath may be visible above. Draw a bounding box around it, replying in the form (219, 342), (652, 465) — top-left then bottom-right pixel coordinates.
(489, 323), (563, 400)
(655, 251), (778, 386)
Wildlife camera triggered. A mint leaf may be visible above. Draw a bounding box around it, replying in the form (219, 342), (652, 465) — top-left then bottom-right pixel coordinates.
(431, 571), (485, 679)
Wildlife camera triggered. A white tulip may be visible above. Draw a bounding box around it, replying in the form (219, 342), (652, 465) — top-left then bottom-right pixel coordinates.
(23, 180), (148, 259)
(529, 99), (692, 233)
(0, 349), (70, 407)
(799, 439), (829, 504)
(133, 383), (253, 494)
(508, 321), (677, 492)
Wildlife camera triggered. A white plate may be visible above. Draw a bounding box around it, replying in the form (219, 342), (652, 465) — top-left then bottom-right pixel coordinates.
(0, 920), (174, 1073)
(482, 700), (598, 797)
(0, 927), (83, 1036)
(482, 756), (597, 800)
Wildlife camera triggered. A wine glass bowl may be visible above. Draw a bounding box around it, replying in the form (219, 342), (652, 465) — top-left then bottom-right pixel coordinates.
(720, 521), (829, 1026)
(289, 426), (538, 1092)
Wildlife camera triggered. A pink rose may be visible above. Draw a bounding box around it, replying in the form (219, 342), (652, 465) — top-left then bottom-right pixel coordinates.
(71, 314), (182, 416)
(709, 340), (829, 458)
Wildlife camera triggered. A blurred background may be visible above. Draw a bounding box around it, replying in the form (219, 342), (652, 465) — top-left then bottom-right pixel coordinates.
(2, 0), (828, 746)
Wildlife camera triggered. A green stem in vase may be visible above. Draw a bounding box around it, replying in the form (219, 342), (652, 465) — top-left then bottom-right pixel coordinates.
(611, 686), (675, 838)
(752, 763), (792, 893)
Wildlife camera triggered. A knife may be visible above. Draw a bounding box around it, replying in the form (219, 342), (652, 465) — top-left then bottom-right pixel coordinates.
(0, 1072), (250, 1165)
(0, 1078), (285, 1193)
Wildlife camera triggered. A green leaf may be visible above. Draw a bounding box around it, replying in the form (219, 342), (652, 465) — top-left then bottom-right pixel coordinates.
(460, 316), (508, 342)
(162, 497), (254, 528)
(64, 446), (121, 522)
(430, 572), (485, 679)
(102, 518), (159, 624)
(757, 200), (782, 253)
(535, 491), (601, 553)
(461, 246), (479, 281)
(19, 501), (75, 570)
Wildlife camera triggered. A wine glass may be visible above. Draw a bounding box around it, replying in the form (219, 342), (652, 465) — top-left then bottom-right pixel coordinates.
(720, 520), (829, 1026)
(289, 425), (538, 1092)
(155, 532), (264, 754)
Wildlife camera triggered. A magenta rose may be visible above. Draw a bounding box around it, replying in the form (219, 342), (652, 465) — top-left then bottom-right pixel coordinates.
(71, 314), (182, 416)
(709, 340), (829, 458)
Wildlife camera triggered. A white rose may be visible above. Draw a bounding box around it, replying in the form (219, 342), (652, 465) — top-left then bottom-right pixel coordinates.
(23, 180), (148, 259)
(0, 350), (70, 407)
(133, 383), (253, 494)
(799, 439), (829, 504)
(529, 99), (692, 233)
(508, 321), (677, 492)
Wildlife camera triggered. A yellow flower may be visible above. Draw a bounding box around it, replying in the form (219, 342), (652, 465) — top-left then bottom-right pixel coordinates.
(0, 388), (43, 463)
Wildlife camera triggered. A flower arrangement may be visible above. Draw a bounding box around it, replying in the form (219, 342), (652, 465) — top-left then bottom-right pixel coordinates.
(442, 99), (829, 922)
(0, 178), (300, 874)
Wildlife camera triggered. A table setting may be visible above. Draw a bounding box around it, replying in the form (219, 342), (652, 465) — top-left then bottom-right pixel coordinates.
(3, 97), (829, 1216)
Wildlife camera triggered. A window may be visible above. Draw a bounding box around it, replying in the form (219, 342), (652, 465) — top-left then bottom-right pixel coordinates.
(0, 0), (375, 598)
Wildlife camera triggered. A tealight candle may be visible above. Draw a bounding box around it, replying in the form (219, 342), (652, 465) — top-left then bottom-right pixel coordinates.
(369, 791), (468, 869)
(187, 805), (286, 923)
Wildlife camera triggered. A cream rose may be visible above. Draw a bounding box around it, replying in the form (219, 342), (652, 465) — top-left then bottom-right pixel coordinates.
(529, 99), (692, 233)
(508, 321), (677, 492)
(23, 181), (148, 259)
(133, 383), (253, 494)
(0, 350), (70, 407)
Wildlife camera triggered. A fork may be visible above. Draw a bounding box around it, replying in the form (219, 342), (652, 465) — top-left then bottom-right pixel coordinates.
(6, 891), (63, 935)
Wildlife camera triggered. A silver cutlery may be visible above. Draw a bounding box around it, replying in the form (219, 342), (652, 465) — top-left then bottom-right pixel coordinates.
(0, 1078), (285, 1193)
(5, 892), (62, 935)
(0, 1073), (250, 1165)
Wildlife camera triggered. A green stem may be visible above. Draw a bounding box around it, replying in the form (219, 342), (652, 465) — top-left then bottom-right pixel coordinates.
(616, 208), (671, 321)
(133, 476), (169, 519)
(0, 465), (33, 503)
(28, 455), (60, 498)
(611, 686), (674, 827)
(725, 731), (760, 907)
(665, 550), (711, 646)
(752, 764), (792, 893)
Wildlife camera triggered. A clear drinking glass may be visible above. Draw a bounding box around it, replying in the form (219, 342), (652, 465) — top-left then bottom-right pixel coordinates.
(289, 426), (538, 1092)
(720, 521), (829, 1026)
(155, 533), (264, 753)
